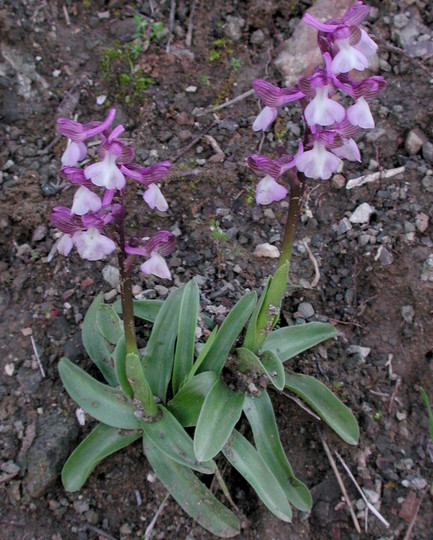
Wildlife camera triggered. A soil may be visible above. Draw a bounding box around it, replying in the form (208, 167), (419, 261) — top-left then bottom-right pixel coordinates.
(1, 0), (433, 539)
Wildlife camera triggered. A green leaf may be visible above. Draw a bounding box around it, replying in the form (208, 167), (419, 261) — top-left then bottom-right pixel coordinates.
(185, 326), (218, 384)
(284, 370), (359, 445)
(96, 304), (123, 345)
(62, 423), (140, 492)
(167, 371), (218, 427)
(420, 387), (433, 442)
(197, 291), (257, 375)
(82, 293), (117, 386)
(142, 287), (184, 402)
(194, 379), (244, 462)
(59, 357), (141, 430)
(222, 430), (292, 522)
(236, 347), (285, 390)
(113, 336), (133, 399)
(263, 322), (337, 362)
(113, 298), (163, 322)
(244, 263), (289, 353)
(143, 437), (240, 538)
(172, 280), (200, 395)
(141, 406), (215, 474)
(243, 393), (312, 511)
(126, 352), (158, 417)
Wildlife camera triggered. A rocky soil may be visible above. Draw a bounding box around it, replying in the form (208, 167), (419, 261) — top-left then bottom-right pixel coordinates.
(0, 0), (433, 538)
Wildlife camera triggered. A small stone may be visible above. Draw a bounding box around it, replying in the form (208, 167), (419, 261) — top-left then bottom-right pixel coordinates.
(251, 29), (265, 45)
(32, 224), (47, 242)
(337, 217), (352, 235)
(358, 234), (371, 247)
(74, 500), (90, 514)
(363, 488), (380, 505)
(102, 265), (120, 289)
(253, 243), (280, 258)
(263, 209), (276, 219)
(224, 16), (245, 42)
(296, 302), (315, 319)
(119, 524), (132, 536)
(96, 95), (107, 105)
(401, 305), (415, 324)
(185, 85), (197, 93)
(399, 491), (418, 522)
(415, 212), (429, 232)
(155, 285), (169, 296)
(5, 363), (14, 376)
(332, 174), (346, 189)
(375, 246), (394, 266)
(422, 141), (433, 162)
(411, 477), (427, 490)
(347, 345), (371, 359)
(422, 175), (433, 192)
(421, 254), (433, 282)
(104, 289), (117, 301)
(349, 203), (375, 224)
(405, 129), (426, 155)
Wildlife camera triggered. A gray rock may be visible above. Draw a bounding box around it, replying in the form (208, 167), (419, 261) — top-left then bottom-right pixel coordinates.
(422, 176), (433, 193)
(253, 243), (280, 258)
(401, 305), (415, 324)
(296, 302), (315, 319)
(251, 29), (265, 46)
(224, 16), (245, 42)
(421, 254), (433, 282)
(349, 203), (375, 224)
(376, 246), (394, 266)
(337, 217), (352, 235)
(24, 411), (79, 498)
(415, 213), (429, 233)
(17, 367), (42, 393)
(422, 141), (433, 162)
(102, 264), (120, 289)
(405, 129), (426, 155)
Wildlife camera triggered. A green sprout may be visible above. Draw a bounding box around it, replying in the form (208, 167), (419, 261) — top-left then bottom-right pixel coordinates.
(420, 387), (433, 442)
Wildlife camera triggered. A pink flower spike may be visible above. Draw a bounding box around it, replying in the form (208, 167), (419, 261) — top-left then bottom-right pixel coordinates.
(304, 86), (346, 127)
(256, 175), (288, 205)
(347, 97), (374, 129)
(61, 141), (87, 167)
(71, 186), (102, 216)
(84, 153), (126, 190)
(73, 227), (116, 261)
(333, 138), (361, 162)
(296, 142), (340, 180)
(57, 234), (74, 256)
(253, 106), (278, 132)
(143, 184), (169, 211)
(140, 252), (172, 280)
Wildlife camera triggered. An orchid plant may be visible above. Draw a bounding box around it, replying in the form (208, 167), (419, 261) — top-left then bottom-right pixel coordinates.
(53, 2), (384, 537)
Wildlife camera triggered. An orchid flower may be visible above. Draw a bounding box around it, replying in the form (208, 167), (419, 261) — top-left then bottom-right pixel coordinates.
(125, 231), (176, 280)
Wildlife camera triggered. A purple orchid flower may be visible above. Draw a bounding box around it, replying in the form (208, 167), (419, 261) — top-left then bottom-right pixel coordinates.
(252, 80), (305, 131)
(126, 231), (176, 280)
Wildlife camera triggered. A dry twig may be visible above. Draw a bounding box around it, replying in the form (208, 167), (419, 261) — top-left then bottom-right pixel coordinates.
(196, 89), (255, 117)
(280, 390), (321, 421)
(319, 432), (361, 534)
(144, 493), (170, 539)
(335, 451), (390, 528)
(185, 0), (197, 47)
(30, 335), (45, 378)
(346, 166), (405, 190)
(166, 0), (176, 54)
(173, 121), (217, 162)
(302, 237), (321, 287)
(403, 489), (427, 540)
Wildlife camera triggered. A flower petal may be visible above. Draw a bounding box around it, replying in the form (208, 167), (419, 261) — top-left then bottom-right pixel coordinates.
(304, 86), (346, 126)
(61, 142), (87, 167)
(143, 184), (168, 211)
(253, 106), (278, 132)
(57, 234), (74, 256)
(73, 227), (116, 261)
(331, 39), (369, 74)
(140, 252), (172, 280)
(347, 97), (374, 129)
(84, 153), (126, 190)
(296, 142), (340, 180)
(256, 175), (288, 205)
(333, 138), (361, 162)
(71, 186), (102, 216)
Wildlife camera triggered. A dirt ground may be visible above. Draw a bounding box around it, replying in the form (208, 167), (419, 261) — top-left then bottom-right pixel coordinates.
(1, 0), (433, 538)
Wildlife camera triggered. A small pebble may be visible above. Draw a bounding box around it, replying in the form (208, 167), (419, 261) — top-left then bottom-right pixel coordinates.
(253, 243), (280, 258)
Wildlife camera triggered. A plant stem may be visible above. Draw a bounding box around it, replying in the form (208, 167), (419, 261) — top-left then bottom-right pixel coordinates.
(117, 227), (139, 356)
(278, 171), (305, 269)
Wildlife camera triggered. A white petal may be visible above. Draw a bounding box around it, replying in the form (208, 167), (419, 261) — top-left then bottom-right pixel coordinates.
(347, 97), (374, 129)
(256, 175), (288, 205)
(354, 29), (378, 59)
(140, 252), (172, 280)
(84, 153), (125, 190)
(61, 141), (87, 167)
(57, 234), (74, 256)
(73, 227), (116, 261)
(296, 142), (340, 180)
(331, 38), (369, 74)
(71, 186), (102, 215)
(253, 106), (278, 132)
(143, 184), (168, 211)
(305, 86), (346, 126)
(333, 138), (361, 162)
